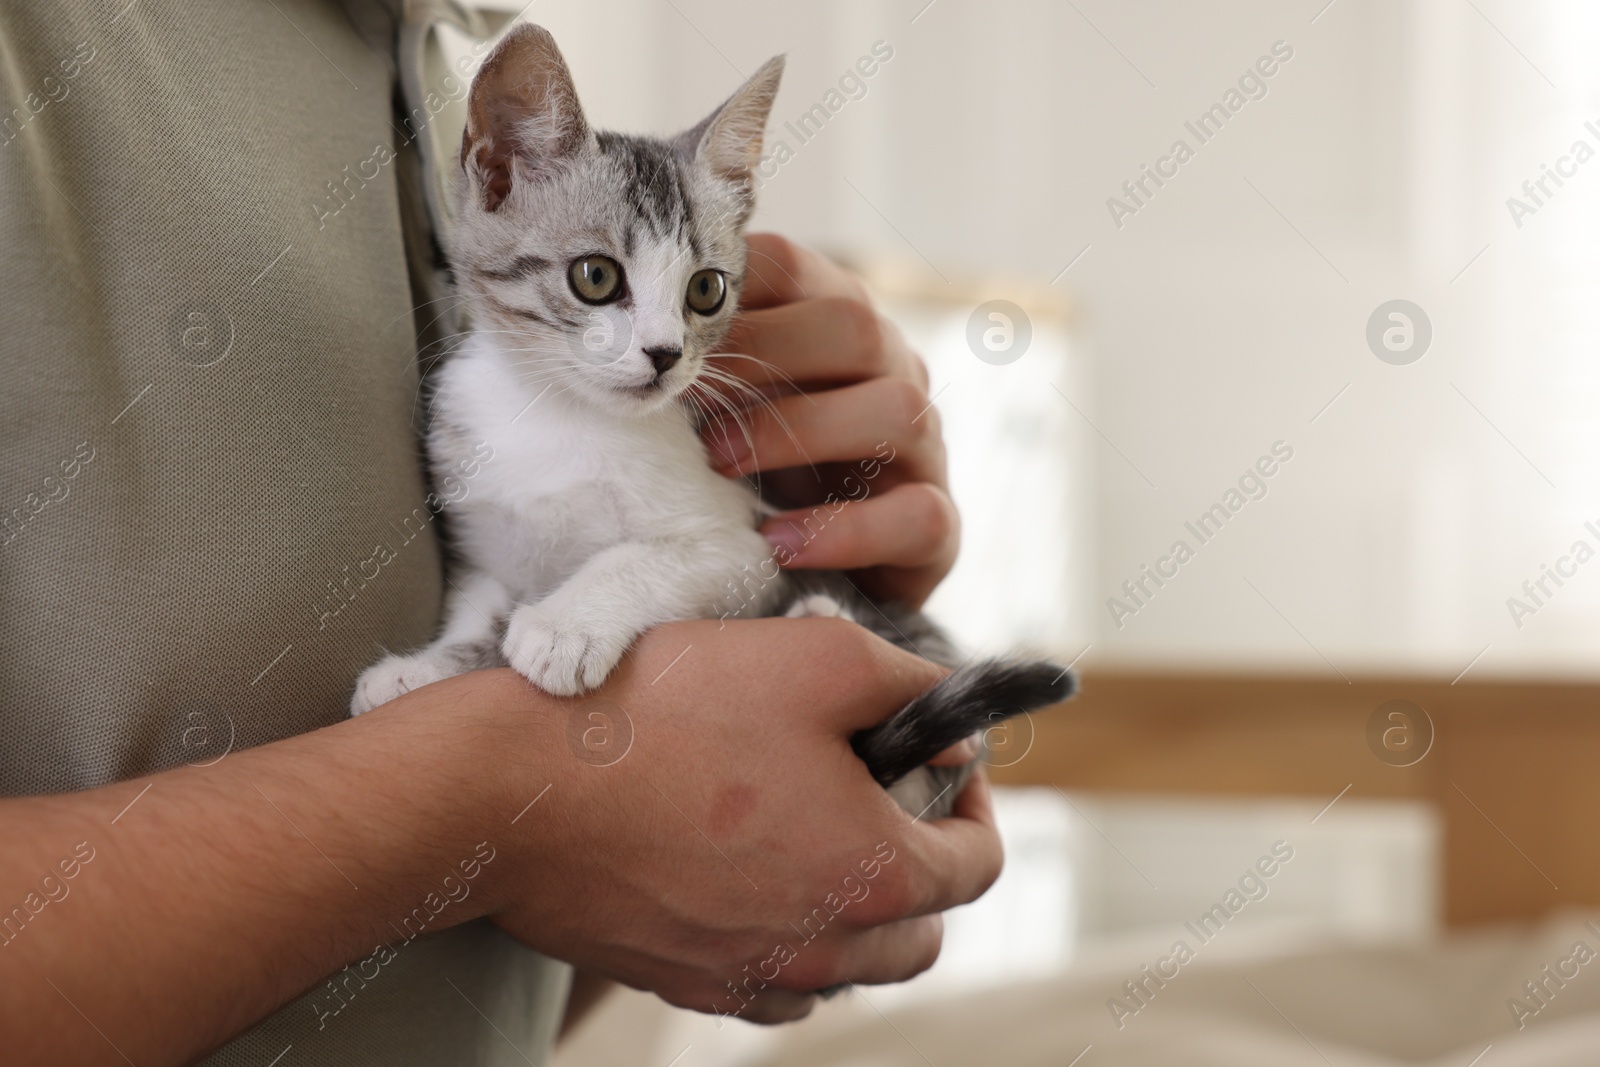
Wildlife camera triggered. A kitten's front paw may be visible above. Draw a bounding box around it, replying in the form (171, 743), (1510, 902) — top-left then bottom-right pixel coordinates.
(350, 652), (452, 716)
(502, 608), (633, 696)
(785, 593), (853, 621)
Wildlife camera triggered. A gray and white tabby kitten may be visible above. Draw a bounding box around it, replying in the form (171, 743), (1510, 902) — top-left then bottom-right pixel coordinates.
(350, 25), (1074, 815)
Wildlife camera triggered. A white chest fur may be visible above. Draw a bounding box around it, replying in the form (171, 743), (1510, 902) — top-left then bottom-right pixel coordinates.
(412, 334), (781, 694)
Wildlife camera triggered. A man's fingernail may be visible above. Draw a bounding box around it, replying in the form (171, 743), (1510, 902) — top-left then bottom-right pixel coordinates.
(762, 519), (805, 559)
(957, 734), (982, 760)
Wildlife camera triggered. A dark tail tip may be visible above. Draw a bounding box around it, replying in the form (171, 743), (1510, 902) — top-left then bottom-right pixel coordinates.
(851, 659), (1077, 789)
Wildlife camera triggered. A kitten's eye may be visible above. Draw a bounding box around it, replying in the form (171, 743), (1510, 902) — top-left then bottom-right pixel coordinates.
(685, 269), (727, 315)
(568, 255), (624, 304)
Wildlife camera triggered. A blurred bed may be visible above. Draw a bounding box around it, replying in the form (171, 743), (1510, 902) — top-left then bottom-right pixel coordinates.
(741, 915), (1600, 1067)
(555, 672), (1600, 1067)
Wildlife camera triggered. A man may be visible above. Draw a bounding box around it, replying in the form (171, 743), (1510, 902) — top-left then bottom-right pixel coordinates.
(0, 3), (996, 1064)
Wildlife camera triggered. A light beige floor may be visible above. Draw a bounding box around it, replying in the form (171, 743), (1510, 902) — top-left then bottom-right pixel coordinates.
(557, 914), (1600, 1067)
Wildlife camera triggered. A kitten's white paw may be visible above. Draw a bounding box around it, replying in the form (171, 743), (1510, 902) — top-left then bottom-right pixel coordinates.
(785, 593), (854, 622)
(502, 608), (633, 696)
(350, 652), (452, 715)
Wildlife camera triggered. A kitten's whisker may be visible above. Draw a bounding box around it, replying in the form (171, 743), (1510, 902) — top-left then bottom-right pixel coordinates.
(412, 298), (475, 352)
(512, 367), (581, 392)
(708, 351), (812, 403)
(697, 363), (798, 420)
(744, 248), (811, 302)
(696, 366), (815, 477)
(689, 379), (773, 496)
(686, 382), (766, 496)
(681, 386), (716, 436)
(387, 294), (456, 327)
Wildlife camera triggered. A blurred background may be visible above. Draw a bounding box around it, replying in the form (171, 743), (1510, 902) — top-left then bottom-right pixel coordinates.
(449, 1), (1600, 1063)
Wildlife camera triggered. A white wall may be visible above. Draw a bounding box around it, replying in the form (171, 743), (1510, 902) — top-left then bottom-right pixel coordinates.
(492, 0), (1600, 679)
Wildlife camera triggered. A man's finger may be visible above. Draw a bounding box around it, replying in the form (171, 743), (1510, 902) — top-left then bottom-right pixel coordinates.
(760, 484), (958, 574)
(799, 619), (949, 735)
(741, 232), (867, 308)
(731, 990), (820, 1025)
(893, 770), (1005, 918)
(703, 377), (943, 483)
(676, 985), (818, 1025)
(715, 299), (923, 390)
(787, 915), (944, 991)
(926, 734), (982, 768)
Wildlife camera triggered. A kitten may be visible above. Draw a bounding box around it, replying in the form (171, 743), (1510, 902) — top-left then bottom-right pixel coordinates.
(351, 24), (1074, 814)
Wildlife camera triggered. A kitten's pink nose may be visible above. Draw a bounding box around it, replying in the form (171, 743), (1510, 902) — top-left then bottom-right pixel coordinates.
(644, 345), (682, 378)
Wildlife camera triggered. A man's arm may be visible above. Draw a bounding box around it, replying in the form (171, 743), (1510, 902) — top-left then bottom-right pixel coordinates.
(1, 662), (512, 1064)
(1, 618), (1001, 1065)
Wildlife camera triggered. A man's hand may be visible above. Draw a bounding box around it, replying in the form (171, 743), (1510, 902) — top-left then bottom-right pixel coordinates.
(482, 617), (1003, 1023)
(701, 233), (958, 610)
(0, 618), (1002, 1064)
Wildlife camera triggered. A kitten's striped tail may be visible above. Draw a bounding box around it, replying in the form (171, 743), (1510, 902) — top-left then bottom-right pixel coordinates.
(850, 659), (1077, 788)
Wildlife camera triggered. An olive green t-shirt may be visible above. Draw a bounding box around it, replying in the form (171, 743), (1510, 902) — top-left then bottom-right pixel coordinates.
(0, 1), (569, 1062)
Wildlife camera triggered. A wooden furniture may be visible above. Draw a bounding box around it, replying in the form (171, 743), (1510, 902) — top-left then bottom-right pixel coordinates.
(989, 672), (1600, 927)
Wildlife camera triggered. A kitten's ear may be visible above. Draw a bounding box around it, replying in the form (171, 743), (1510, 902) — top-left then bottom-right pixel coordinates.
(461, 24), (589, 212)
(676, 55), (785, 186)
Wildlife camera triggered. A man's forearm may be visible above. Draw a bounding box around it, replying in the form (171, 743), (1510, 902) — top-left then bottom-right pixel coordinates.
(1, 618), (1000, 1054)
(0, 670), (540, 1066)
